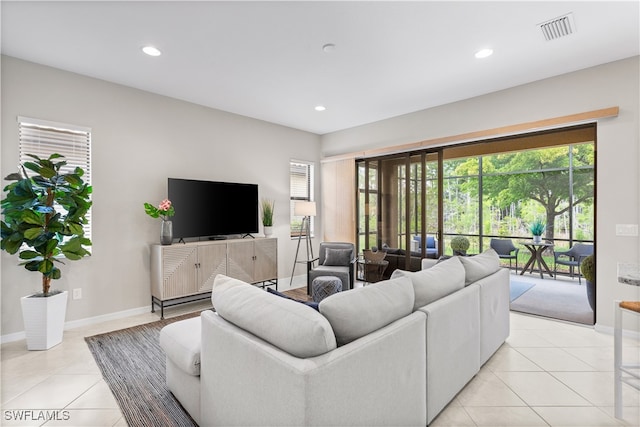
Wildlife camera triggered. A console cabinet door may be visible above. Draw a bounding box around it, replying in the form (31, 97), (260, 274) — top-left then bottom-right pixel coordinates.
(197, 243), (228, 291)
(227, 240), (255, 283)
(155, 245), (198, 299)
(254, 238), (277, 282)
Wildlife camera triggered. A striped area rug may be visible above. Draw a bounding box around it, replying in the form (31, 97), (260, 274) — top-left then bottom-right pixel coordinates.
(85, 312), (203, 427)
(85, 288), (303, 426)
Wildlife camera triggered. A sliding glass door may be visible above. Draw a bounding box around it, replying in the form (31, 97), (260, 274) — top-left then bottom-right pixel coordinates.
(357, 151), (442, 269)
(356, 123), (595, 267)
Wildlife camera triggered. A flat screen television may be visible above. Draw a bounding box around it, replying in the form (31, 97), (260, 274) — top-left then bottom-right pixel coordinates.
(168, 178), (259, 240)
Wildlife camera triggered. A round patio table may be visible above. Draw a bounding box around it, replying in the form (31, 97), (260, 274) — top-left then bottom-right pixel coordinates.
(519, 241), (554, 279)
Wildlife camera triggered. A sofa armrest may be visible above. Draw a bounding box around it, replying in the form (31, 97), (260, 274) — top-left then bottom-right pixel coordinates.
(200, 310), (427, 426)
(474, 268), (510, 365)
(418, 285), (480, 424)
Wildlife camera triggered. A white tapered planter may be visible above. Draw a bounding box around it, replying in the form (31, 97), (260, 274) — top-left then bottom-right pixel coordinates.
(20, 290), (68, 350)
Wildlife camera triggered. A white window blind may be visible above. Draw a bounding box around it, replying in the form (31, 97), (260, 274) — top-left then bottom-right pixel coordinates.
(17, 116), (92, 239)
(290, 160), (314, 236)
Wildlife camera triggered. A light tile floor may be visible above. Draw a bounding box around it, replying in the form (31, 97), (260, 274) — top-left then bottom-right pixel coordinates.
(2, 301), (640, 426)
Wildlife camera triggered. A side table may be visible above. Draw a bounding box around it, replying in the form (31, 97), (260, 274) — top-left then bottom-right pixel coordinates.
(519, 241), (554, 279)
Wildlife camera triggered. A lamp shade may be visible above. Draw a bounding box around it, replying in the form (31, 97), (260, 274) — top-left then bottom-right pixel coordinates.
(294, 201), (316, 217)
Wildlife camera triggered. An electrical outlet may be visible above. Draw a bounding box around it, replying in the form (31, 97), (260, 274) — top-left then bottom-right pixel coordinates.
(72, 288), (82, 300)
(616, 224), (638, 236)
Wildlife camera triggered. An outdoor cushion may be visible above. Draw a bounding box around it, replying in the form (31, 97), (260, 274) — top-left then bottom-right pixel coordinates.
(211, 275), (336, 358)
(319, 275), (414, 346)
(391, 256), (465, 310)
(459, 249), (501, 286)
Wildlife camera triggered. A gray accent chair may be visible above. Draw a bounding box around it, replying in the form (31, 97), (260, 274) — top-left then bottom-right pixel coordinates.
(553, 243), (594, 284)
(307, 242), (356, 294)
(490, 238), (519, 274)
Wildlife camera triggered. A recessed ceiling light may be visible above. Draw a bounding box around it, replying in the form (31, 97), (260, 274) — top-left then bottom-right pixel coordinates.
(315, 105), (326, 112)
(142, 46), (162, 57)
(475, 48), (493, 59)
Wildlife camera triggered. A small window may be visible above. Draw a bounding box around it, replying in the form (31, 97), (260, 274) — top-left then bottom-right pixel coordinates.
(290, 160), (314, 237)
(17, 116), (92, 240)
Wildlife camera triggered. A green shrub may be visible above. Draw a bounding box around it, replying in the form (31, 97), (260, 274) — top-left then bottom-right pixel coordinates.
(580, 254), (595, 283)
(450, 236), (470, 253)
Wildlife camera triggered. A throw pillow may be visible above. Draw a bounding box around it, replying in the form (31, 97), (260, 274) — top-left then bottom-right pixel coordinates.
(319, 276), (414, 346)
(323, 248), (352, 266)
(458, 248), (501, 286)
(391, 256), (465, 310)
(211, 275), (336, 358)
(266, 287), (319, 311)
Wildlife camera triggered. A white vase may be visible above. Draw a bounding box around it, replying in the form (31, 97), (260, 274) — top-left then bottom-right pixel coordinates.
(533, 235), (542, 244)
(264, 225), (273, 237)
(20, 290), (68, 350)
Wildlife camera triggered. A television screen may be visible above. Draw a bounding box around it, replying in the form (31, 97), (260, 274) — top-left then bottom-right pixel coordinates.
(168, 178), (259, 239)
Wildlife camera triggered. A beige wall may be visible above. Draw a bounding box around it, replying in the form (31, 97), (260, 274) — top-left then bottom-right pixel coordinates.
(1, 56), (321, 338)
(321, 56), (640, 330)
(2, 55), (639, 337)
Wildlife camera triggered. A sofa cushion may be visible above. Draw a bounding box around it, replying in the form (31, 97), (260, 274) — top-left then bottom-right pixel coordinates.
(391, 256), (465, 310)
(323, 248), (352, 266)
(211, 275), (336, 358)
(159, 316), (202, 376)
(318, 276), (414, 346)
(459, 249), (501, 286)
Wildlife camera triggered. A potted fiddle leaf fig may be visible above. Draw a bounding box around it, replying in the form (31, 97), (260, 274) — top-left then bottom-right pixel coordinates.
(1, 153), (92, 350)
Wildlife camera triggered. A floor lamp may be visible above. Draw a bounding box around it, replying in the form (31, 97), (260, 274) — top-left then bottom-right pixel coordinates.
(290, 201), (316, 287)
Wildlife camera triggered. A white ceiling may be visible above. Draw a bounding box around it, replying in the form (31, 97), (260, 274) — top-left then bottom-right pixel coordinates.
(2, 1), (639, 135)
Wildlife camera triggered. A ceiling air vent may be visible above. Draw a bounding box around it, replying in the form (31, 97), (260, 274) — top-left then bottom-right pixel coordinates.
(539, 13), (575, 41)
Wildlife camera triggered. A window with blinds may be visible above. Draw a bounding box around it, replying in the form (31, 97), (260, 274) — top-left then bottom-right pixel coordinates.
(290, 160), (314, 237)
(17, 116), (92, 239)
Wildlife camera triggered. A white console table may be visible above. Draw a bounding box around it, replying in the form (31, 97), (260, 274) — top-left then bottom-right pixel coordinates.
(150, 237), (277, 318)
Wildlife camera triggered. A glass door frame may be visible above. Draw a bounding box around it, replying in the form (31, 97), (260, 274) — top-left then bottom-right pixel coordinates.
(356, 148), (444, 264)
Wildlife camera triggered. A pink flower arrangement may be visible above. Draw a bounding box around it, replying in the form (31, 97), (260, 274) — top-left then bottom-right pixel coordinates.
(158, 199), (172, 211)
(144, 198), (175, 220)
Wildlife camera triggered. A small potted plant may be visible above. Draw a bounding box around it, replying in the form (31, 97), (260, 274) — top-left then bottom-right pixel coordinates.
(580, 254), (595, 311)
(261, 198), (275, 237)
(144, 199), (175, 245)
(450, 235), (470, 256)
(529, 218), (546, 244)
(1, 153), (92, 350)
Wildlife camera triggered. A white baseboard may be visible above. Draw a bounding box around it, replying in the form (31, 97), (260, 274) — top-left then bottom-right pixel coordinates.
(0, 305), (150, 345)
(595, 323), (640, 340)
(2, 276), (310, 345)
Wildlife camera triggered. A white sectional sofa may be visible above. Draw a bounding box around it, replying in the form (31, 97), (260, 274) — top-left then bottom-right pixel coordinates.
(159, 249), (510, 426)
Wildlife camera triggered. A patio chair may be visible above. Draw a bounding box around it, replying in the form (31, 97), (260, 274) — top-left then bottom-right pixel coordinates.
(553, 243), (594, 284)
(489, 238), (519, 274)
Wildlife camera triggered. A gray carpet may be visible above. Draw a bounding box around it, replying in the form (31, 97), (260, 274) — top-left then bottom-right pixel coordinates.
(510, 279), (594, 325)
(85, 312), (203, 427)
